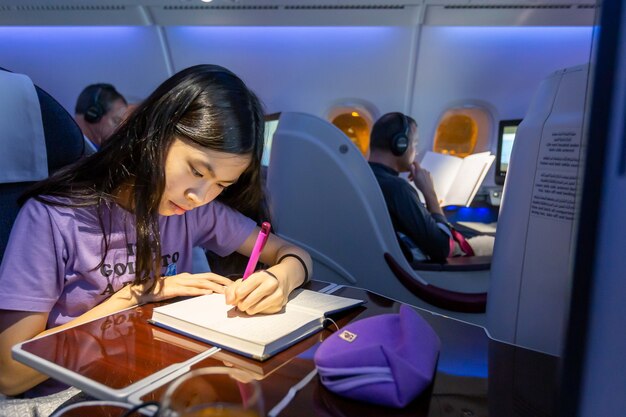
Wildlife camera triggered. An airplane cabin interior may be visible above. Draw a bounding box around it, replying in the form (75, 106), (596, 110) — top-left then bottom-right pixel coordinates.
(0, 0), (624, 416)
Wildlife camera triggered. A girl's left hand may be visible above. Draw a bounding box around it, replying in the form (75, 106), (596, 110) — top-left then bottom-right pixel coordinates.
(139, 272), (234, 304)
(224, 270), (289, 315)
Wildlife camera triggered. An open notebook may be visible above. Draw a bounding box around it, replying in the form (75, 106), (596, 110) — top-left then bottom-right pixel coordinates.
(150, 289), (363, 361)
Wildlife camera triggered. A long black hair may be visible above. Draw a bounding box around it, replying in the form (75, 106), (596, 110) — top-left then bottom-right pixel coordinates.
(19, 64), (265, 290)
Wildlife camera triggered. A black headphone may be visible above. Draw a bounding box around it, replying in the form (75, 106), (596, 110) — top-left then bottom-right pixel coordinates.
(84, 84), (110, 123)
(390, 113), (410, 156)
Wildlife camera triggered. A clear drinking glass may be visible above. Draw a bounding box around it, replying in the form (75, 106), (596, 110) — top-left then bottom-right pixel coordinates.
(159, 366), (264, 417)
(49, 400), (143, 417)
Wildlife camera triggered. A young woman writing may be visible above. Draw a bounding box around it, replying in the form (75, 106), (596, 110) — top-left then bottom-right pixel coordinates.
(0, 64), (311, 397)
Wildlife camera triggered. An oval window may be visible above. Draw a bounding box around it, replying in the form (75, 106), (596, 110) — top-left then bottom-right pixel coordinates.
(434, 114), (477, 157)
(331, 112), (370, 156)
(326, 100), (378, 158)
(433, 107), (491, 158)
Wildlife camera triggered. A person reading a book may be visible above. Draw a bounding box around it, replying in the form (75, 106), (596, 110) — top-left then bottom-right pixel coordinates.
(368, 112), (495, 264)
(368, 112), (453, 263)
(0, 64), (312, 399)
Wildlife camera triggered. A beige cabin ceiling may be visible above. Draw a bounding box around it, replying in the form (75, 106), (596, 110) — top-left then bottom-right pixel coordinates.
(0, 0), (597, 26)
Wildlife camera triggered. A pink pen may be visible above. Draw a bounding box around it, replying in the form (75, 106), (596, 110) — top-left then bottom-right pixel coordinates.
(242, 222), (271, 280)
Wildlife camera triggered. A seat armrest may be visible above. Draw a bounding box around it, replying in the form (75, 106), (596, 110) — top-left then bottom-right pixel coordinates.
(410, 256), (491, 272)
(384, 253), (487, 313)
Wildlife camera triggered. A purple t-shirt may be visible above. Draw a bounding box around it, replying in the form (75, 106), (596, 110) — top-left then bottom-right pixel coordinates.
(1, 197), (255, 397)
(0, 197), (256, 327)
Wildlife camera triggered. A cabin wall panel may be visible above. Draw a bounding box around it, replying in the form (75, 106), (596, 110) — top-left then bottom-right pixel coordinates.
(164, 26), (415, 118)
(0, 24), (594, 164)
(411, 26), (593, 185)
(0, 26), (169, 111)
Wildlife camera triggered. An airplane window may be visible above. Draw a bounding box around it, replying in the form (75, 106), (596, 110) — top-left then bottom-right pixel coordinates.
(326, 100), (377, 158)
(432, 107), (491, 158)
(331, 112), (370, 157)
(433, 114), (477, 157)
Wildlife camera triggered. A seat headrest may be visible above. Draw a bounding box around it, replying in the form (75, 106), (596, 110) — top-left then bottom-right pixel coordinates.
(0, 69), (85, 182)
(0, 71), (47, 183)
(35, 85), (85, 172)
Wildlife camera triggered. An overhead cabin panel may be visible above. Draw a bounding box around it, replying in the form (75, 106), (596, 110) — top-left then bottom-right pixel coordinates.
(149, 4), (420, 27)
(425, 3), (596, 26)
(0, 1), (597, 27)
(0, 4), (150, 26)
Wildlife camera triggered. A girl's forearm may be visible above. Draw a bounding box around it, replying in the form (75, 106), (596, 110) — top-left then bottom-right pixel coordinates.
(270, 247), (312, 293)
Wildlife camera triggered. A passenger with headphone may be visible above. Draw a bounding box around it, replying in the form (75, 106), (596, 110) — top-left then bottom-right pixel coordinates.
(368, 112), (452, 263)
(74, 83), (128, 153)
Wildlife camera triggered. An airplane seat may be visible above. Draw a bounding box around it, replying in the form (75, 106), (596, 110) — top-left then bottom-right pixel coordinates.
(394, 224), (492, 272)
(487, 63), (589, 355)
(266, 112), (489, 323)
(0, 68), (85, 263)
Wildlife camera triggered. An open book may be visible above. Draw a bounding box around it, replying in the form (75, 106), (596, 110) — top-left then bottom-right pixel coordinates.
(150, 289), (363, 361)
(419, 151), (495, 206)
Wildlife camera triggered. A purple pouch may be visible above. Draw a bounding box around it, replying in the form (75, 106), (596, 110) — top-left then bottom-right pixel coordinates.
(313, 305), (441, 408)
